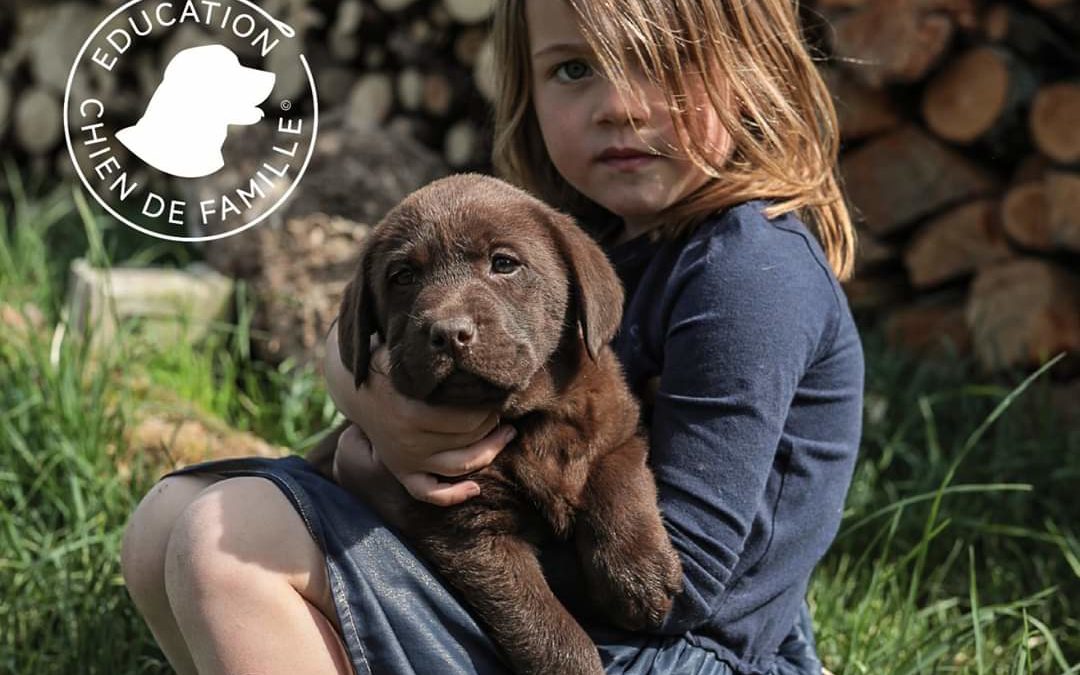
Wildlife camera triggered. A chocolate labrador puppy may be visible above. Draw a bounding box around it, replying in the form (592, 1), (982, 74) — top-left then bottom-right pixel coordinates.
(309, 174), (681, 674)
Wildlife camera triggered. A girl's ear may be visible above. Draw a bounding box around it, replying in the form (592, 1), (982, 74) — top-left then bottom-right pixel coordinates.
(547, 210), (624, 360)
(336, 244), (379, 389)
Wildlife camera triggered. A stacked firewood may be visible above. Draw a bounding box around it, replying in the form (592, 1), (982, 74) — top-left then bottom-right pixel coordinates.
(2, 0), (1077, 371)
(805, 0), (1080, 371)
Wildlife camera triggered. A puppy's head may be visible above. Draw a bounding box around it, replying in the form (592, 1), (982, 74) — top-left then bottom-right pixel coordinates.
(337, 174), (622, 408)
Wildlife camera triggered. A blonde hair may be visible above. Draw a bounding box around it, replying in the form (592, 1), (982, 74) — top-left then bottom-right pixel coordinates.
(491, 0), (856, 280)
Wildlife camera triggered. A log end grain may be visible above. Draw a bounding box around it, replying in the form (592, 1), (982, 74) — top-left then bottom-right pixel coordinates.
(904, 198), (1013, 288)
(1002, 181), (1053, 249)
(922, 47), (1011, 143)
(1045, 170), (1080, 251)
(832, 5), (954, 87)
(841, 125), (999, 236)
(967, 259), (1080, 370)
(1030, 82), (1080, 164)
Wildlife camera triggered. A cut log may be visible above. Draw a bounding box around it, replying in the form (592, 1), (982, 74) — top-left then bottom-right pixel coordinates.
(397, 68), (425, 111)
(345, 73), (394, 131)
(904, 199), (1013, 288)
(264, 43), (306, 105)
(1030, 81), (1080, 165)
(921, 46), (1038, 154)
(26, 3), (101, 95)
(841, 125), (999, 236)
(967, 259), (1080, 370)
(473, 38), (496, 102)
(829, 1), (954, 88)
(1002, 181), (1053, 250)
(1044, 170), (1080, 251)
(443, 0), (496, 24)
(329, 0), (365, 61)
(445, 120), (480, 167)
(821, 66), (901, 140)
(13, 87), (61, 156)
(1003, 171), (1080, 251)
(885, 293), (972, 355)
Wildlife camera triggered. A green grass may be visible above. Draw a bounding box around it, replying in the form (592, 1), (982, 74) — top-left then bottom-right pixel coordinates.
(1, 176), (338, 675)
(810, 343), (1079, 673)
(1, 175), (1077, 674)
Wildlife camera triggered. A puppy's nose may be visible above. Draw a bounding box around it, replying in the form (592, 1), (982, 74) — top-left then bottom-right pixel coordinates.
(429, 317), (477, 353)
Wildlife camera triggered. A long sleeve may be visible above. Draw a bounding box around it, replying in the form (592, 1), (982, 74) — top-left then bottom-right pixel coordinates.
(606, 206), (851, 639)
(659, 250), (836, 633)
(609, 200), (859, 665)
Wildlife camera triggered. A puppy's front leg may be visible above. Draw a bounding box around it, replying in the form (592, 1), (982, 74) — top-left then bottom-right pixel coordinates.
(575, 439), (683, 631)
(417, 531), (604, 675)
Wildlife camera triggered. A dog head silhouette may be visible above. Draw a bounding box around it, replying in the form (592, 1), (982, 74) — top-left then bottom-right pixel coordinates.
(116, 44), (275, 178)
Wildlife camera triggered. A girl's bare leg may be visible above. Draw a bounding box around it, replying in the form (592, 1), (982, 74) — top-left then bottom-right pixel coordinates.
(123, 475), (220, 675)
(122, 475), (352, 675)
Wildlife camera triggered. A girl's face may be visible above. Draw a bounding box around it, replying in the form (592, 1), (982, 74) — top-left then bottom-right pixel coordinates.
(526, 0), (729, 238)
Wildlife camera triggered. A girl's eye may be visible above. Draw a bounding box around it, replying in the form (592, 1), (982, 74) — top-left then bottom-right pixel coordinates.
(389, 268), (416, 286)
(554, 60), (593, 83)
(491, 254), (521, 275)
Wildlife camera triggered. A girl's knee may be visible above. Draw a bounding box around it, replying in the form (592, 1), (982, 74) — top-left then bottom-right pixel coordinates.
(163, 477), (326, 599)
(121, 474), (218, 602)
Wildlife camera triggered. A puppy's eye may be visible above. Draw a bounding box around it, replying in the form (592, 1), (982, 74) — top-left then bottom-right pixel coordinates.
(389, 268), (416, 286)
(491, 254), (521, 275)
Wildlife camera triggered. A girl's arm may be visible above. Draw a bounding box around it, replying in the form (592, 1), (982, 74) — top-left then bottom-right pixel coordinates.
(641, 215), (863, 634)
(323, 321), (516, 506)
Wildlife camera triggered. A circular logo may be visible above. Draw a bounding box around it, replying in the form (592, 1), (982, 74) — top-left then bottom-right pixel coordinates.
(64, 0), (318, 242)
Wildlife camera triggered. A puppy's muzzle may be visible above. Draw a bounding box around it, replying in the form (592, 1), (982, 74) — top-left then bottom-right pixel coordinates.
(429, 316), (477, 357)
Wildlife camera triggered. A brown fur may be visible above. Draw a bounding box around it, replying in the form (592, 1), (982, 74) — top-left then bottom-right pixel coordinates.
(309, 174), (681, 674)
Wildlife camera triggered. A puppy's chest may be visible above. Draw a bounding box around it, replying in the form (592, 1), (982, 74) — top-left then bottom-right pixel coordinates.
(474, 427), (594, 539)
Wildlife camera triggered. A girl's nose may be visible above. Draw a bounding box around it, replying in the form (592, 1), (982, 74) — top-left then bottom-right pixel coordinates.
(592, 77), (652, 127)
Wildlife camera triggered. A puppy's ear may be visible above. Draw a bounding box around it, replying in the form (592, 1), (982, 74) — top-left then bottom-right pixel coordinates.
(548, 211), (624, 360)
(336, 246), (379, 389)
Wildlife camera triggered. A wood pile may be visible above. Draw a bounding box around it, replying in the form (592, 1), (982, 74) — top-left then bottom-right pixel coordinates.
(806, 0), (1080, 372)
(2, 0), (1077, 372)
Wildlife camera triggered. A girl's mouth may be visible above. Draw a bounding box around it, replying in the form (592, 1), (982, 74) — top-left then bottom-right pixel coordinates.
(595, 147), (659, 171)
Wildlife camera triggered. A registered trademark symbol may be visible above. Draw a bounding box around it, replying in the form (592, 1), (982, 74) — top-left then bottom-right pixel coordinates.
(280, 100), (292, 111)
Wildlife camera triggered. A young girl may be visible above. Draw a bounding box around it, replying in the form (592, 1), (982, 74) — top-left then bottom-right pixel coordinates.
(120, 1), (863, 673)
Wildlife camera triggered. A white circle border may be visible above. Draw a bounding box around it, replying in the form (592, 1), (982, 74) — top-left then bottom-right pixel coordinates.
(63, 0), (319, 243)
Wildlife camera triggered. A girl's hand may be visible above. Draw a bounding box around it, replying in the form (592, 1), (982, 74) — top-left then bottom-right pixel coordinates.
(324, 322), (516, 506)
(331, 424), (412, 529)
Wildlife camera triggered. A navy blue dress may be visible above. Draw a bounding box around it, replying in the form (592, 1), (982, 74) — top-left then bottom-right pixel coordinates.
(168, 201), (863, 675)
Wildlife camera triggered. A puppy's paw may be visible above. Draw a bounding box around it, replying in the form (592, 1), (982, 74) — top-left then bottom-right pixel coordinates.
(597, 543), (683, 632)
